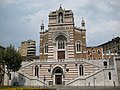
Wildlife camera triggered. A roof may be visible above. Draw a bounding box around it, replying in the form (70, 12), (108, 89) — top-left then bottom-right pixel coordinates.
(98, 36), (120, 47)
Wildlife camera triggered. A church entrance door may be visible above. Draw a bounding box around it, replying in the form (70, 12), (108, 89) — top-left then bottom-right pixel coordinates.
(55, 75), (62, 85)
(53, 67), (63, 85)
(58, 51), (65, 59)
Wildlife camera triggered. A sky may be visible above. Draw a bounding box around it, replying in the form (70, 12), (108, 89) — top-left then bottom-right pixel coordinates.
(0, 0), (120, 55)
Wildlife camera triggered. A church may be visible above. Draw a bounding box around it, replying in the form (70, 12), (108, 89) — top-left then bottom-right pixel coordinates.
(40, 6), (86, 61)
(4, 6), (119, 86)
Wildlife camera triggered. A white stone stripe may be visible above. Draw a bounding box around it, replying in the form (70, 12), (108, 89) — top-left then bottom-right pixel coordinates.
(48, 45), (54, 47)
(68, 49), (74, 51)
(68, 53), (74, 55)
(70, 37), (73, 39)
(48, 51), (54, 53)
(48, 56), (53, 58)
(48, 38), (52, 40)
(68, 44), (74, 47)
(48, 35), (52, 37)
(70, 38), (74, 41)
(68, 47), (74, 49)
(48, 46), (54, 48)
(48, 32), (53, 34)
(48, 39), (52, 41)
(68, 52), (74, 56)
(48, 49), (53, 51)
(48, 53), (53, 55)
(68, 55), (74, 58)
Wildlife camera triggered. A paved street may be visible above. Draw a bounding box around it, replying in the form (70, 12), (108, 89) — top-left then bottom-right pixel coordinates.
(48, 86), (120, 90)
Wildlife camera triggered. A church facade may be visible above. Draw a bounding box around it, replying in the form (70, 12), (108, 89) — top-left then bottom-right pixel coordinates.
(40, 6), (86, 61)
(4, 6), (119, 86)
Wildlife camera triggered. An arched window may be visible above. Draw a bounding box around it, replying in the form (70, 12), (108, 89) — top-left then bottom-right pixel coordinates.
(58, 12), (63, 23)
(88, 50), (90, 55)
(79, 65), (84, 76)
(35, 65), (39, 76)
(76, 41), (82, 53)
(103, 61), (107, 68)
(44, 43), (48, 54)
(98, 49), (101, 54)
(9, 73), (11, 80)
(58, 40), (65, 49)
(108, 72), (111, 80)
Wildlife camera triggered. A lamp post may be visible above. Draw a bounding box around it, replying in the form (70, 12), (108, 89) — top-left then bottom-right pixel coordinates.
(37, 75), (39, 87)
(44, 75), (46, 88)
(93, 77), (96, 88)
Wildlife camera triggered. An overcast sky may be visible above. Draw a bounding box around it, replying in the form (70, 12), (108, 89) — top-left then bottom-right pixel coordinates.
(0, 0), (120, 55)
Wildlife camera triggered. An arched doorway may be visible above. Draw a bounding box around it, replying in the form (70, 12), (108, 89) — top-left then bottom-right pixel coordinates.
(53, 67), (63, 85)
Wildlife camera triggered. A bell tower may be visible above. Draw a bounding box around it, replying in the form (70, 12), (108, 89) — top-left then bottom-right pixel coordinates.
(81, 17), (85, 29)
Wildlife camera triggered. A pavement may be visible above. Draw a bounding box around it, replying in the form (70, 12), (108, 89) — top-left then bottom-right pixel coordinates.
(48, 86), (120, 90)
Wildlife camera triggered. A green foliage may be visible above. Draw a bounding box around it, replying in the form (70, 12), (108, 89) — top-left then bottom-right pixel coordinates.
(4, 44), (22, 72)
(0, 87), (54, 90)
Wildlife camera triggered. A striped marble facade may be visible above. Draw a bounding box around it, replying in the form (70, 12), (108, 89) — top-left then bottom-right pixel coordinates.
(20, 59), (101, 85)
(40, 6), (86, 61)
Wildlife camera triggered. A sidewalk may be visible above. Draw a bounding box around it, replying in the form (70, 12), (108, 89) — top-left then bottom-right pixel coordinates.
(49, 86), (120, 90)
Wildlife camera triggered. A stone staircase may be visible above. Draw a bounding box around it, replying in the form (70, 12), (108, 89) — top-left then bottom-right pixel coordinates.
(65, 68), (103, 85)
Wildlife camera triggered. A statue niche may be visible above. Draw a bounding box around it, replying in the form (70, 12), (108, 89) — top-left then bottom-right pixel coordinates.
(58, 12), (63, 23)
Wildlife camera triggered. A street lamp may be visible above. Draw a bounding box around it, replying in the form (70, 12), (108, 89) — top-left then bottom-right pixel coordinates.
(44, 75), (46, 88)
(93, 77), (96, 88)
(37, 75), (39, 87)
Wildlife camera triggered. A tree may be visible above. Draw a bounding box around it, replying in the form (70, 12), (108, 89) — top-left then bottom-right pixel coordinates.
(3, 44), (23, 85)
(4, 44), (22, 72)
(0, 46), (5, 64)
(0, 46), (5, 85)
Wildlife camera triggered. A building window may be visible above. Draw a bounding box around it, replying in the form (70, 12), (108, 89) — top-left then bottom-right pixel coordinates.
(35, 65), (39, 76)
(118, 45), (120, 51)
(92, 50), (95, 53)
(44, 43), (48, 54)
(79, 65), (84, 76)
(76, 41), (82, 53)
(88, 50), (90, 55)
(9, 73), (11, 80)
(106, 49), (109, 53)
(108, 72), (111, 80)
(58, 12), (63, 23)
(58, 40), (65, 49)
(98, 50), (100, 54)
(103, 61), (107, 68)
